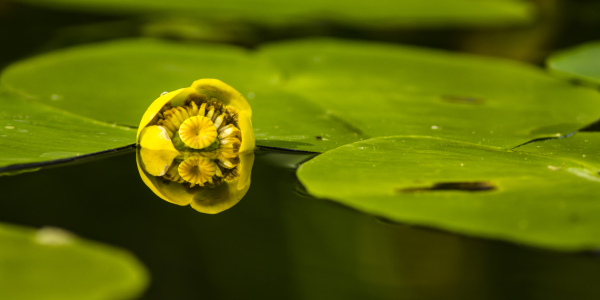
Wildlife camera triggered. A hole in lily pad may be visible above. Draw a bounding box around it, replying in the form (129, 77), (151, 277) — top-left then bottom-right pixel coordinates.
(440, 95), (485, 105)
(398, 181), (496, 193)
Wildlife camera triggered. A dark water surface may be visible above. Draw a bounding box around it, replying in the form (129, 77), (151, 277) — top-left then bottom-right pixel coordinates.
(1, 150), (600, 300)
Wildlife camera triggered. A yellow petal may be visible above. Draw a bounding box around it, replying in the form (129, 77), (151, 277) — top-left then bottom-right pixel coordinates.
(139, 148), (179, 177)
(238, 111), (255, 153)
(137, 88), (187, 142)
(191, 79), (252, 116)
(139, 125), (179, 152)
(191, 79), (254, 153)
(136, 149), (192, 206)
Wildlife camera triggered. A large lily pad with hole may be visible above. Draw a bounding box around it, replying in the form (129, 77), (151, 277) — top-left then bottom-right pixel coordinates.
(0, 90), (135, 173)
(297, 136), (600, 251)
(0, 223), (148, 300)
(11, 0), (535, 29)
(546, 41), (600, 87)
(3, 38), (600, 156)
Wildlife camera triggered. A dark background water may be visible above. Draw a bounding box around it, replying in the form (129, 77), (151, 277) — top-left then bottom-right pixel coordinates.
(3, 1), (600, 299)
(1, 150), (600, 300)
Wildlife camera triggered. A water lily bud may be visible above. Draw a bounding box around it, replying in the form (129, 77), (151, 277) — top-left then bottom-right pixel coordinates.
(137, 79), (254, 153)
(136, 79), (254, 213)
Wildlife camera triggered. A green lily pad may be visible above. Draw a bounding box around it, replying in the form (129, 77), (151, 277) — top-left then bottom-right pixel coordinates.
(297, 136), (600, 251)
(0, 39), (357, 153)
(0, 223), (148, 300)
(12, 0), (535, 29)
(4, 38), (600, 155)
(0, 90), (135, 172)
(260, 39), (600, 150)
(252, 91), (364, 151)
(547, 41), (600, 87)
(1, 39), (280, 126)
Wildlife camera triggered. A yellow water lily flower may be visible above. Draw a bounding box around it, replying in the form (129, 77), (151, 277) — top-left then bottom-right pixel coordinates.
(137, 79), (254, 153)
(136, 79), (255, 214)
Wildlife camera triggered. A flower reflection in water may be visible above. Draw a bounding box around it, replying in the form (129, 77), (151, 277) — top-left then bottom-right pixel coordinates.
(136, 149), (254, 214)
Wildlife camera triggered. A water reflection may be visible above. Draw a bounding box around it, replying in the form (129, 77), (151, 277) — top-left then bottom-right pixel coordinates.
(2, 150), (600, 299)
(136, 148), (254, 214)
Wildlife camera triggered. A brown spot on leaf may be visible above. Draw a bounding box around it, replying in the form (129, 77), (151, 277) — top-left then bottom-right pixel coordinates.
(441, 95), (485, 105)
(398, 181), (496, 193)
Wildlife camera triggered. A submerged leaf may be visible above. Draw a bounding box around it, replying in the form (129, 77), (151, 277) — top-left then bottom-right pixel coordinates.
(0, 223), (148, 300)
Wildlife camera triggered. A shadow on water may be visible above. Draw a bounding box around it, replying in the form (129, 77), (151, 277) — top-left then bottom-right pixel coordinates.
(0, 150), (599, 300)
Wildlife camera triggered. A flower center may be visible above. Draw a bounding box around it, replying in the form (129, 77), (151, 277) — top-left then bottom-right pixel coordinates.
(179, 116), (217, 149)
(153, 94), (242, 153)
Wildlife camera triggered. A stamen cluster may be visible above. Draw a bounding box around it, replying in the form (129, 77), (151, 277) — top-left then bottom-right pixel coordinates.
(149, 93), (243, 188)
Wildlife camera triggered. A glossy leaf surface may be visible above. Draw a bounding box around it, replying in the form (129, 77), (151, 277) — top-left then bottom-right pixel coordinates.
(297, 136), (600, 250)
(517, 132), (600, 171)
(261, 39), (600, 150)
(0, 91), (135, 172)
(1, 39), (279, 126)
(547, 41), (600, 87)
(0, 223), (148, 300)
